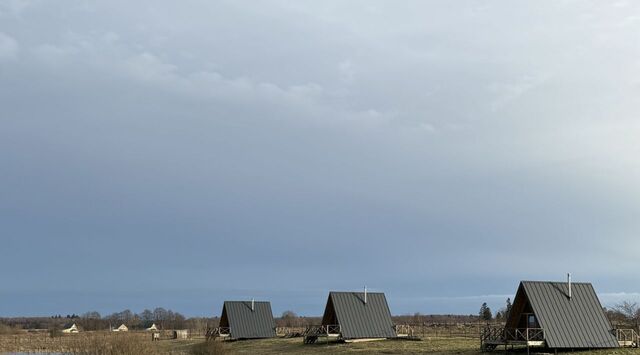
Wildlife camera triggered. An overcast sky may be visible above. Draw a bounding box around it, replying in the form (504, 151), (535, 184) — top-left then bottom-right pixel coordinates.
(2, 0), (640, 317)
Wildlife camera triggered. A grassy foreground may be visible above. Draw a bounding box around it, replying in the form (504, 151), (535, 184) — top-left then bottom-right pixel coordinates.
(218, 337), (480, 354)
(167, 337), (640, 355)
(3, 334), (640, 354)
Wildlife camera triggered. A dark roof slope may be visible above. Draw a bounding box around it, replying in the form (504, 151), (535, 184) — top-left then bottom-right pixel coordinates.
(323, 292), (396, 339)
(220, 301), (276, 339)
(519, 281), (618, 349)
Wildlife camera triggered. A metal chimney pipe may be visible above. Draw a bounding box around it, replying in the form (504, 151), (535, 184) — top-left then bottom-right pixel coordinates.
(567, 273), (572, 300)
(364, 286), (367, 304)
(251, 298), (255, 311)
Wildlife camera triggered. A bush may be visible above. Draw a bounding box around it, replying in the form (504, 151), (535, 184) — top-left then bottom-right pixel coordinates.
(190, 340), (228, 355)
(0, 324), (20, 335)
(49, 326), (63, 338)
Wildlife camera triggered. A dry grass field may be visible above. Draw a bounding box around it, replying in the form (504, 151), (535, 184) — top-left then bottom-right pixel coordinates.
(201, 337), (640, 355)
(2, 333), (640, 354)
(217, 337), (479, 354)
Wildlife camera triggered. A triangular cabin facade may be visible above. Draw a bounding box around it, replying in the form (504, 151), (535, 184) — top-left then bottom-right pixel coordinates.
(482, 279), (635, 351)
(304, 291), (405, 343)
(213, 300), (276, 340)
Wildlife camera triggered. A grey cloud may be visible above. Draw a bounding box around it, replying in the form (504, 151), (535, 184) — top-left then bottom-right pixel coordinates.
(1, 0), (640, 316)
(0, 32), (18, 59)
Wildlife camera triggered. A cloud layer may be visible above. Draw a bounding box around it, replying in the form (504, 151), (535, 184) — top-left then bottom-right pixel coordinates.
(2, 0), (640, 316)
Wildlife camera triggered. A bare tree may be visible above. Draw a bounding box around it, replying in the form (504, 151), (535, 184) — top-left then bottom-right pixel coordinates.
(614, 301), (640, 329)
(281, 310), (298, 327)
(79, 311), (103, 331)
(411, 312), (423, 325)
(153, 308), (168, 329)
(136, 309), (152, 328)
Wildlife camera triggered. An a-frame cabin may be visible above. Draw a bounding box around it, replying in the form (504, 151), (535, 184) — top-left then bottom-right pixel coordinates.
(304, 290), (405, 343)
(482, 278), (633, 351)
(214, 300), (276, 340)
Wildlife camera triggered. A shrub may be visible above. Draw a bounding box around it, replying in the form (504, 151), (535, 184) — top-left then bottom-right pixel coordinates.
(49, 326), (63, 338)
(0, 324), (20, 335)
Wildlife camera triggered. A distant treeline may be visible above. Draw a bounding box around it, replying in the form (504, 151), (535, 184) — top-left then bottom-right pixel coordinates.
(0, 308), (212, 332)
(0, 309), (483, 333)
(2, 302), (638, 333)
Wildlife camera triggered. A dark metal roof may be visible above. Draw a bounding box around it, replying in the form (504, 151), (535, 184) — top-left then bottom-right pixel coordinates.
(322, 292), (396, 339)
(220, 301), (276, 339)
(517, 281), (618, 349)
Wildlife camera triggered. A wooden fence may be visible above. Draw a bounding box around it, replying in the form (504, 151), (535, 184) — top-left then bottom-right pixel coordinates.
(276, 323), (485, 339)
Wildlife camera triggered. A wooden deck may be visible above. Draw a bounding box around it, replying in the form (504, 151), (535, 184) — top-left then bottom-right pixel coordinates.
(615, 329), (639, 348)
(482, 327), (639, 351)
(303, 325), (342, 344)
(303, 324), (420, 344)
(481, 327), (544, 351)
(206, 327), (231, 340)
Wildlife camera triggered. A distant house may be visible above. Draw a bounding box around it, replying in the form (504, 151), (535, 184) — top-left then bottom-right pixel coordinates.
(304, 290), (398, 343)
(173, 329), (189, 339)
(62, 323), (79, 334)
(113, 324), (129, 332)
(214, 300), (276, 339)
(146, 323), (159, 331)
(482, 278), (629, 351)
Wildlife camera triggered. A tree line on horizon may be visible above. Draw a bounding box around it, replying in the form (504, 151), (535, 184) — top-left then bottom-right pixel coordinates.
(1, 308), (195, 332)
(3, 299), (640, 333)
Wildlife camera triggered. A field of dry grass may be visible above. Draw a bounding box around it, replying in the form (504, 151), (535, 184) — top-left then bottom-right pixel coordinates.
(196, 337), (640, 355)
(220, 337), (479, 354)
(181, 337), (640, 355)
(0, 332), (178, 354)
(3, 333), (640, 354)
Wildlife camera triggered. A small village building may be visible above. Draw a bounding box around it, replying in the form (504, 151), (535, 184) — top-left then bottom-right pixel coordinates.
(173, 329), (189, 339)
(113, 324), (129, 332)
(304, 290), (400, 343)
(482, 278), (632, 351)
(213, 300), (276, 339)
(146, 323), (159, 331)
(62, 323), (79, 334)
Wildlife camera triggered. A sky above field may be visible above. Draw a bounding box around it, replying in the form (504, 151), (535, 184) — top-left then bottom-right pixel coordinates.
(2, 0), (640, 318)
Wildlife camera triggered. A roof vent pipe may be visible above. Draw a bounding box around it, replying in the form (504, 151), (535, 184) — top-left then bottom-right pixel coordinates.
(567, 273), (572, 300)
(364, 286), (367, 305)
(251, 298), (255, 311)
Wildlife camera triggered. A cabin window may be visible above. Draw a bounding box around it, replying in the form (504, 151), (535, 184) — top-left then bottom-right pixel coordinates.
(527, 314), (536, 328)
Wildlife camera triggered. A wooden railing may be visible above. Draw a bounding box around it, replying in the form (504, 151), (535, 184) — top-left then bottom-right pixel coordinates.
(614, 328), (638, 346)
(276, 327), (306, 337)
(481, 326), (505, 342)
(206, 327), (230, 340)
(304, 324), (340, 336)
(324, 324), (341, 334)
(511, 328), (544, 341)
(303, 324), (341, 344)
(482, 326), (544, 342)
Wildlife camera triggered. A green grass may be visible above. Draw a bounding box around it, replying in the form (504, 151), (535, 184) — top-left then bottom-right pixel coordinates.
(180, 337), (640, 355)
(207, 337), (481, 354)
